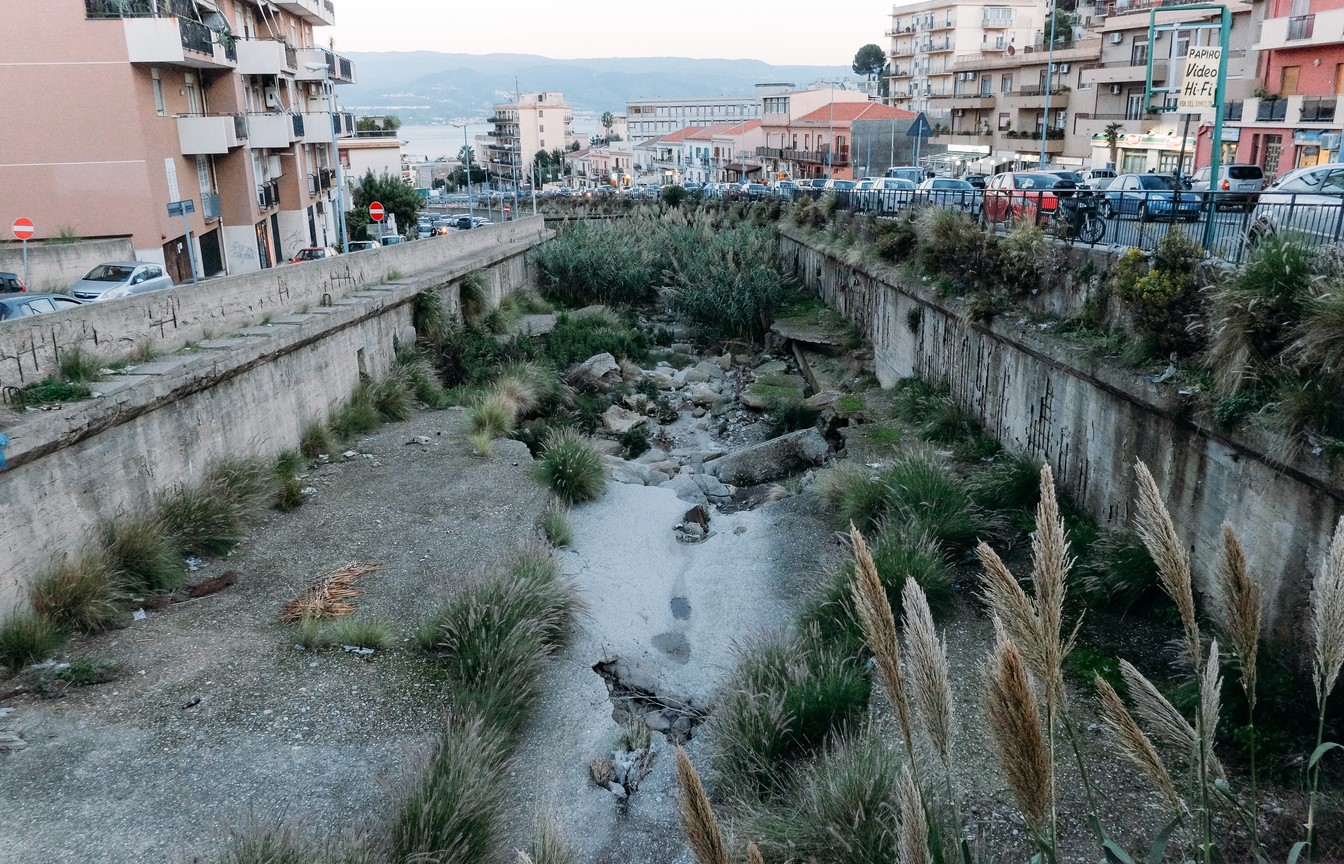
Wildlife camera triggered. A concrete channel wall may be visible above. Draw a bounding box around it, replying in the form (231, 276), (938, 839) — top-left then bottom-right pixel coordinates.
(0, 220), (547, 610)
(778, 224), (1343, 639)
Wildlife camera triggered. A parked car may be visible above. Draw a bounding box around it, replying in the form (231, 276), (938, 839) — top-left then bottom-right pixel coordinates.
(0, 293), (84, 320)
(981, 172), (1064, 224)
(771, 180), (799, 199)
(1189, 164), (1265, 211)
(1101, 173), (1200, 222)
(742, 182), (770, 200)
(962, 173), (989, 189)
(69, 261), (174, 301)
(1044, 170), (1089, 189)
(918, 177), (981, 213)
(0, 272), (26, 293)
(1246, 162), (1344, 247)
(454, 215), (492, 230)
(379, 235), (406, 246)
(287, 246), (339, 264)
(855, 177), (917, 213)
(1080, 168), (1117, 186)
(884, 166), (928, 184)
(347, 240), (381, 252)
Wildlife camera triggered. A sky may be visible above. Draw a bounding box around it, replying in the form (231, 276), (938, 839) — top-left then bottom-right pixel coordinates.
(316, 0), (886, 67)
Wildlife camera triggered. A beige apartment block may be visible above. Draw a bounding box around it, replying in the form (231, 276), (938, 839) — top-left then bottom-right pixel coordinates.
(887, 0), (1047, 117)
(485, 92), (575, 187)
(0, 0), (357, 279)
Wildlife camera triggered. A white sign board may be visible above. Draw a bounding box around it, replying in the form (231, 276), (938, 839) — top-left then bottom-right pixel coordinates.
(1178, 46), (1222, 111)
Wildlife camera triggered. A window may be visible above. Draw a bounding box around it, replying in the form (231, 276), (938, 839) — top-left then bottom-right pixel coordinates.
(1001, 74), (1013, 92)
(1131, 38), (1149, 66)
(1279, 66), (1299, 97)
(184, 73), (201, 115)
(997, 112), (1010, 130)
(196, 155), (212, 193)
(980, 76), (992, 97)
(151, 68), (165, 115)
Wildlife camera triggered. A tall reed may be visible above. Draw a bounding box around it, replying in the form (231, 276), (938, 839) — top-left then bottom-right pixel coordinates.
(1306, 515), (1344, 858)
(849, 523), (916, 762)
(1214, 523), (1263, 849)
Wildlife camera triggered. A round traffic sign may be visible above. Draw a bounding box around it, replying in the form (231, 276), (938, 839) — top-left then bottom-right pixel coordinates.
(12, 217), (34, 241)
(368, 201), (385, 222)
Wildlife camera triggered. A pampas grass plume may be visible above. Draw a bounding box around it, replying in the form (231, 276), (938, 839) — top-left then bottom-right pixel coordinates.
(675, 747), (731, 864)
(986, 635), (1052, 833)
(850, 523), (917, 759)
(1095, 675), (1182, 812)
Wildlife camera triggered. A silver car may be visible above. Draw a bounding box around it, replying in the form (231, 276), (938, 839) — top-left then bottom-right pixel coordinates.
(1247, 162), (1344, 247)
(69, 261), (173, 302)
(917, 177), (982, 213)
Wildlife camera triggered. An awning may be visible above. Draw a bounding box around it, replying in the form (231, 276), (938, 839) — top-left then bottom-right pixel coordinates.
(724, 163), (759, 172)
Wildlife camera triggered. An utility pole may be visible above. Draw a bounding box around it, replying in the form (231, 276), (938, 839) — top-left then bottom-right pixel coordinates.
(452, 122), (474, 222)
(1040, 1), (1059, 170)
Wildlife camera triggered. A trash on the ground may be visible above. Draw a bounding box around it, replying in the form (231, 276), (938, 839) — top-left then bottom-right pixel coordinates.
(185, 556), (204, 571)
(131, 608), (147, 621)
(342, 450), (357, 460)
(300, 486), (317, 497)
(361, 453), (374, 460)
(408, 435), (431, 446)
(181, 696), (201, 709)
(340, 645), (375, 656)
(317, 454), (330, 464)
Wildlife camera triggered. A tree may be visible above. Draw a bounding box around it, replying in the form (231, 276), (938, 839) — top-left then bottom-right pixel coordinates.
(878, 62), (892, 100)
(431, 177), (447, 189)
(451, 165), (488, 189)
(457, 145), (475, 166)
(601, 111), (615, 139)
(355, 114), (400, 136)
(346, 169), (421, 239)
(1103, 122), (1124, 169)
(568, 141), (581, 152)
(852, 44), (885, 81)
(1048, 8), (1079, 41)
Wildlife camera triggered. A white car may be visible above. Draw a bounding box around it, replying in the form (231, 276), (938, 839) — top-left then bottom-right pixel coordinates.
(917, 177), (982, 213)
(1247, 162), (1344, 248)
(69, 261), (173, 302)
(856, 177), (917, 213)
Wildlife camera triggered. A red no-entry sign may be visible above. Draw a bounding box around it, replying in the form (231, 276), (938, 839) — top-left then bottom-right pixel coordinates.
(12, 217), (34, 241)
(368, 201), (385, 222)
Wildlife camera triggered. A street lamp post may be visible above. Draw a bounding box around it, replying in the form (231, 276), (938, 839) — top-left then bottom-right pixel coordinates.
(1040, 3), (1059, 169)
(306, 62), (348, 253)
(451, 122), (475, 221)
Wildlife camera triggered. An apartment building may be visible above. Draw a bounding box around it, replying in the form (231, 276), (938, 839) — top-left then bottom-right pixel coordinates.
(680, 121), (766, 184)
(625, 93), (772, 147)
(485, 92), (575, 187)
(634, 127), (705, 183)
(1073, 0), (1256, 174)
(757, 87), (875, 179)
(1198, 0), (1344, 179)
(887, 0), (1046, 116)
(0, 0), (357, 278)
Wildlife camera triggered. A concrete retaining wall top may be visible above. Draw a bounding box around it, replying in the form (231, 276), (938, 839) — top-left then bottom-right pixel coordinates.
(0, 237), (136, 294)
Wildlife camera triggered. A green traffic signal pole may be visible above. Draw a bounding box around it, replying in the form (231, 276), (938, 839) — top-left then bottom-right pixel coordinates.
(1145, 3), (1230, 249)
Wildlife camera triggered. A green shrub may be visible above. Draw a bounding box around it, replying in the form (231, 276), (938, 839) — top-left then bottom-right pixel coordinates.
(661, 185), (687, 207)
(544, 507), (573, 547)
(741, 725), (901, 864)
(1113, 228), (1203, 355)
(667, 224), (786, 339)
(156, 481), (245, 557)
(18, 378), (92, 406)
(388, 716), (510, 864)
(469, 431), (494, 457)
(299, 420), (336, 460)
(711, 633), (871, 799)
(207, 458), (271, 505)
(217, 823), (330, 864)
(51, 656), (121, 687)
(101, 516), (184, 593)
(396, 348), (451, 408)
(882, 453), (989, 553)
(873, 210), (918, 262)
(469, 393), (517, 438)
(295, 615), (329, 652)
(413, 289), (455, 351)
(969, 453), (1042, 512)
(328, 382), (383, 440)
(1075, 529), (1162, 612)
(996, 221), (1055, 296)
(544, 313), (651, 369)
(917, 207), (985, 286)
(619, 424), (650, 458)
(58, 346), (104, 384)
(274, 449), (304, 478)
(532, 218), (663, 307)
(534, 428), (607, 505)
(527, 815), (577, 864)
(814, 463), (893, 533)
(323, 616), (391, 650)
(766, 399), (820, 438)
(0, 609), (66, 671)
(30, 553), (123, 633)
(371, 369), (416, 422)
(457, 272), (489, 329)
(1268, 373), (1344, 441)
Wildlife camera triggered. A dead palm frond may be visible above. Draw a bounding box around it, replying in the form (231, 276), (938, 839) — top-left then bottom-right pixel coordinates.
(1132, 461), (1201, 670)
(1095, 675), (1183, 813)
(675, 747), (731, 864)
(986, 635), (1053, 836)
(281, 561), (380, 622)
(850, 523), (917, 760)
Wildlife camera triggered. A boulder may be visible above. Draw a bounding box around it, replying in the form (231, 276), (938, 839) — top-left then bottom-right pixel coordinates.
(647, 371), (678, 391)
(680, 366), (711, 385)
(738, 390), (773, 410)
(662, 474), (708, 506)
(688, 384), (719, 406)
(805, 391), (841, 410)
(692, 474), (733, 505)
(751, 359), (789, 377)
(716, 353), (734, 371)
(670, 342), (696, 355)
(605, 457), (664, 487)
(602, 405), (647, 435)
(636, 447), (669, 464)
(569, 353), (622, 390)
(694, 360), (726, 380)
(707, 428), (830, 486)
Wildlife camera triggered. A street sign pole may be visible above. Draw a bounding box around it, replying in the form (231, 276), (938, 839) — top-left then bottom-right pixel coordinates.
(906, 112), (934, 172)
(21, 238), (28, 288)
(11, 218), (35, 286)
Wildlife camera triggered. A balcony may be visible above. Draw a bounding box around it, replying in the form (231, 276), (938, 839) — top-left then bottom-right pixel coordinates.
(334, 55), (355, 83)
(1298, 96), (1338, 124)
(257, 179), (281, 211)
(201, 192), (221, 222)
(176, 113), (246, 155)
(236, 38), (297, 77)
(1002, 88), (1071, 109)
(1254, 8), (1343, 50)
(295, 48), (332, 81)
(1071, 113), (1161, 137)
(1081, 57), (1170, 86)
(949, 95), (997, 110)
(1256, 99), (1288, 122)
(332, 112), (356, 138)
(982, 12), (1014, 28)
(932, 131), (994, 147)
(247, 113), (300, 149)
(783, 147), (850, 166)
(121, 17), (235, 69)
(274, 0), (335, 26)
(299, 112), (334, 144)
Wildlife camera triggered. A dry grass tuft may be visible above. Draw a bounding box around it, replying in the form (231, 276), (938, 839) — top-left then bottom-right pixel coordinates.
(901, 576), (955, 769)
(675, 747), (731, 864)
(281, 561), (380, 622)
(1313, 515), (1344, 704)
(850, 524), (916, 759)
(1132, 460), (1201, 670)
(1095, 675), (1182, 812)
(1027, 464), (1073, 708)
(745, 842), (765, 864)
(897, 763), (932, 864)
(985, 634), (1052, 835)
(1215, 524), (1261, 706)
(30, 552), (123, 634)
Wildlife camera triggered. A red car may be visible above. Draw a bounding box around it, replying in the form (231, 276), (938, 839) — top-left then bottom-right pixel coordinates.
(287, 246), (339, 264)
(981, 172), (1062, 225)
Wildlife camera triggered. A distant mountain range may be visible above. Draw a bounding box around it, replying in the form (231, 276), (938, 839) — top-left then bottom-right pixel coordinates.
(337, 52), (856, 122)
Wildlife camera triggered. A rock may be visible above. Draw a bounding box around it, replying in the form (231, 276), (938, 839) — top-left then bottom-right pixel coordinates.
(408, 435), (432, 446)
(692, 475), (733, 505)
(602, 405), (648, 435)
(605, 457), (664, 487)
(688, 384), (718, 406)
(590, 438), (624, 457)
(670, 342), (695, 355)
(771, 313), (852, 347)
(694, 360), (725, 380)
(717, 352), (733, 371)
(737, 390), (773, 410)
(682, 504), (710, 530)
(647, 371), (678, 390)
(681, 366), (711, 384)
(622, 393), (649, 410)
(0, 732), (28, 751)
(569, 352), (622, 389)
(342, 450), (357, 460)
(752, 359), (788, 376)
(707, 428), (830, 486)
(662, 474), (708, 506)
(676, 522), (705, 543)
(670, 447), (725, 462)
(691, 407), (706, 418)
(636, 447), (669, 464)
(805, 391), (840, 410)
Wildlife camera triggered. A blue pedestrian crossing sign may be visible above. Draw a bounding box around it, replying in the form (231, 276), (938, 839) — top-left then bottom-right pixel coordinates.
(907, 112), (933, 138)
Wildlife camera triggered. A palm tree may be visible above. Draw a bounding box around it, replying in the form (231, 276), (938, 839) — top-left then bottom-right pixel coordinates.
(601, 111), (614, 141)
(457, 144), (475, 166)
(1103, 123), (1123, 170)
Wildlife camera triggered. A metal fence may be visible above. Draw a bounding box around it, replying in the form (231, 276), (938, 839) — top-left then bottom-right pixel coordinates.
(791, 186), (1344, 264)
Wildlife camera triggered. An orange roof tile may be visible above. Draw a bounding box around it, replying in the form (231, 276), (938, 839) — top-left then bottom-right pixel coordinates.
(794, 102), (917, 124)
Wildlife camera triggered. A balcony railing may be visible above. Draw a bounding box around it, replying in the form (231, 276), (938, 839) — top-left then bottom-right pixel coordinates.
(1224, 100), (1243, 121)
(1301, 97), (1336, 123)
(307, 173), (320, 195)
(338, 56), (353, 79)
(319, 167), (334, 190)
(86, 0), (191, 18)
(1256, 99), (1288, 122)
(202, 192), (221, 221)
(291, 113), (305, 138)
(257, 179), (280, 210)
(1287, 14), (1315, 40)
(178, 17), (211, 55)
